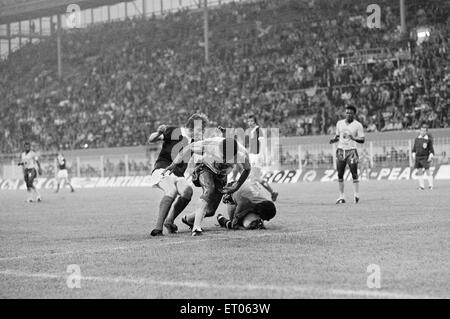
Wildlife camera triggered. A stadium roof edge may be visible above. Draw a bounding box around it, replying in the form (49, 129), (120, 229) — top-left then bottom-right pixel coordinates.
(0, 0), (134, 25)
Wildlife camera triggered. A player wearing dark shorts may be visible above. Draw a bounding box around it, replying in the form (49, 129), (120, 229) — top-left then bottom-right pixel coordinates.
(412, 124), (435, 190)
(330, 105), (365, 204)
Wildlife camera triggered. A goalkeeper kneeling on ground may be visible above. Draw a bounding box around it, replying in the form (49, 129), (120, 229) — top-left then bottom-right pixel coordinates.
(217, 180), (276, 230)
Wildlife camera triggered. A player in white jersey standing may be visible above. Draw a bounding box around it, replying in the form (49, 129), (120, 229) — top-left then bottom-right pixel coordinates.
(329, 105), (365, 204)
(18, 142), (42, 202)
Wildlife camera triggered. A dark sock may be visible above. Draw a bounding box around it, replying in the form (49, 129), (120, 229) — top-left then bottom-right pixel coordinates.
(218, 215), (232, 229)
(155, 196), (175, 230)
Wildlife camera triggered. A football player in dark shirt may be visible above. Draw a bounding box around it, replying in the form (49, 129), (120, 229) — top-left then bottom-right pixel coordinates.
(412, 124), (435, 190)
(55, 153), (75, 193)
(147, 114), (209, 236)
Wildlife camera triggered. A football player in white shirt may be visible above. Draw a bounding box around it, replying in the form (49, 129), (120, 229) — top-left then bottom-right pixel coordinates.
(18, 142), (42, 202)
(329, 105), (365, 204)
(164, 137), (251, 236)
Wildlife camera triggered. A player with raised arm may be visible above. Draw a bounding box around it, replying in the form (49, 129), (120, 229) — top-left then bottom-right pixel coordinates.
(217, 179), (277, 230)
(329, 105), (365, 204)
(18, 142), (42, 202)
(164, 137), (251, 236)
(412, 123), (435, 190)
(147, 114), (208, 236)
(55, 153), (75, 193)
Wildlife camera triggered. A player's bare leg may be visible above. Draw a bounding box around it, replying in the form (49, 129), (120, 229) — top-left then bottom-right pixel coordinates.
(164, 181), (193, 233)
(151, 195), (175, 236)
(185, 172), (222, 236)
(335, 155), (346, 204)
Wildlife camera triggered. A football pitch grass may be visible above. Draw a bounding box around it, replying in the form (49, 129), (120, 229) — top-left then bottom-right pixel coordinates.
(0, 180), (449, 299)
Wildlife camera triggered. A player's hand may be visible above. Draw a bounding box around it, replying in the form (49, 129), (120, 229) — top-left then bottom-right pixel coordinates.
(427, 155), (433, 162)
(38, 169), (42, 175)
(347, 134), (355, 141)
(157, 124), (167, 134)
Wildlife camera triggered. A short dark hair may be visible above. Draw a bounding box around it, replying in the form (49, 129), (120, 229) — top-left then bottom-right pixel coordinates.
(247, 114), (258, 124)
(255, 201), (276, 221)
(421, 123), (429, 129)
(24, 142), (30, 146)
(185, 113), (209, 130)
(346, 105), (357, 113)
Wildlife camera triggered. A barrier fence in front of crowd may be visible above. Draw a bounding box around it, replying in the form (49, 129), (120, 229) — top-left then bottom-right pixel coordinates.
(1, 135), (449, 180)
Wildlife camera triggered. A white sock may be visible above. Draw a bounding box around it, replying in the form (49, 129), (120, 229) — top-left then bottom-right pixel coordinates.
(193, 209), (206, 231)
(193, 199), (208, 231)
(418, 175), (425, 188)
(428, 175), (434, 188)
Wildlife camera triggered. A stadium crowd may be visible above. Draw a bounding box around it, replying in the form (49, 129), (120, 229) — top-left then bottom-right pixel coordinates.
(0, 0), (449, 153)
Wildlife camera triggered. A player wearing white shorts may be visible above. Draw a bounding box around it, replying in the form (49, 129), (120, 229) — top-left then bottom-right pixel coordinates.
(329, 105), (365, 204)
(18, 142), (42, 202)
(148, 114), (209, 236)
(55, 153), (75, 193)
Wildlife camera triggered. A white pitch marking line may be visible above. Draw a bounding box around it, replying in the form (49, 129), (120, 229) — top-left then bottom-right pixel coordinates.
(0, 269), (437, 299)
(0, 219), (446, 262)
